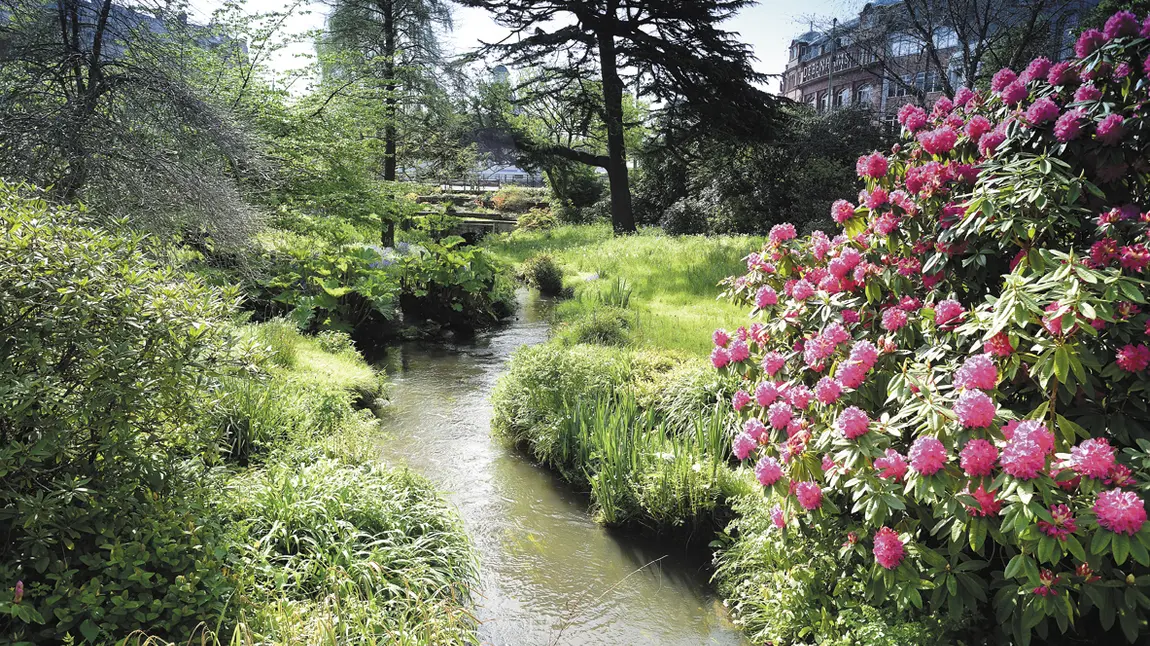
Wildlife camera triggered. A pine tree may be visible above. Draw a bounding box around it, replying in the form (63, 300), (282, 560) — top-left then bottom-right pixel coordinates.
(460, 0), (778, 234)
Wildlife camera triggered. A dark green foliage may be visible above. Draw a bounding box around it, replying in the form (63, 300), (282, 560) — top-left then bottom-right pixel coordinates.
(396, 237), (517, 333)
(635, 105), (893, 234)
(714, 496), (962, 646)
(518, 253), (565, 295)
(0, 184), (233, 642)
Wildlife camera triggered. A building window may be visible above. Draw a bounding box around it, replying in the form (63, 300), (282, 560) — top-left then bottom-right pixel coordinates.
(857, 84), (874, 105)
(888, 75), (912, 97)
(836, 86), (852, 107)
(818, 92), (829, 112)
(889, 33), (922, 57)
(934, 28), (958, 50)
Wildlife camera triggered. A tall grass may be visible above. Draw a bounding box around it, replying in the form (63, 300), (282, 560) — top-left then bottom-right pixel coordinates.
(484, 224), (764, 355)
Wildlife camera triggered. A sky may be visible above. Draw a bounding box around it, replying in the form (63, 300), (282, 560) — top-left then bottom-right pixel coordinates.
(188, 0), (866, 93)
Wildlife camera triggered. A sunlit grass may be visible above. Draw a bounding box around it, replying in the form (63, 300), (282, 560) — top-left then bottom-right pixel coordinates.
(484, 224), (764, 355)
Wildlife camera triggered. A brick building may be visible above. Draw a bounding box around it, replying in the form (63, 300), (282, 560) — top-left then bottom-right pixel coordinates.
(780, 0), (1094, 127)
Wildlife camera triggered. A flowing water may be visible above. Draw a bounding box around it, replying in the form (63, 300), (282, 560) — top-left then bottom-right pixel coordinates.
(375, 291), (747, 646)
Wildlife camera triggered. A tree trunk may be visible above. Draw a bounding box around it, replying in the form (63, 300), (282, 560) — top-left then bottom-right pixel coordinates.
(596, 30), (636, 234)
(380, 0), (398, 246)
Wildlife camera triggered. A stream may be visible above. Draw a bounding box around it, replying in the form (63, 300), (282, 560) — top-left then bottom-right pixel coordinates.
(374, 291), (748, 646)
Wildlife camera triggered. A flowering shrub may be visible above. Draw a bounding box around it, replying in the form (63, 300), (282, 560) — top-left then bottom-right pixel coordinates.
(717, 12), (1150, 644)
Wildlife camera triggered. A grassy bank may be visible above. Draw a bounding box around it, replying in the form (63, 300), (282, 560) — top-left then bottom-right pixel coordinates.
(209, 323), (478, 645)
(483, 224), (763, 355)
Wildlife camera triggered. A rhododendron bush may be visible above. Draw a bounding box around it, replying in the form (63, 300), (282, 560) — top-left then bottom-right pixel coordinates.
(717, 11), (1150, 644)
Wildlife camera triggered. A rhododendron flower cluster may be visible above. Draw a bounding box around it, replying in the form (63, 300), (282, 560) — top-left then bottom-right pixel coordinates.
(715, 14), (1150, 641)
(873, 527), (905, 569)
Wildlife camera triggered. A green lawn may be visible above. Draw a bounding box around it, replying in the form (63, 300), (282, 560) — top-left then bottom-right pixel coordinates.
(484, 223), (765, 355)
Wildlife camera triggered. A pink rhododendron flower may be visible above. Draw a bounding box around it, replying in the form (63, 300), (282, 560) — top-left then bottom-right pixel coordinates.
(875, 449), (908, 481)
(792, 279), (815, 301)
(966, 484), (1002, 517)
(874, 211), (900, 236)
(1117, 344), (1150, 372)
(954, 389), (996, 428)
(918, 126), (959, 155)
(898, 103), (927, 132)
(760, 352), (785, 376)
(954, 87), (976, 106)
(1001, 421), (1053, 479)
(932, 95), (954, 116)
(836, 406), (871, 440)
(1025, 97), (1060, 125)
(1113, 61), (1133, 79)
(795, 481), (823, 510)
(991, 68), (1017, 93)
(1096, 113), (1126, 145)
(831, 199), (856, 224)
(729, 340), (750, 363)
(769, 223), (797, 245)
(1037, 504), (1078, 541)
(836, 362), (868, 389)
(960, 438), (999, 476)
(909, 436), (948, 475)
(978, 126), (1007, 157)
(755, 381), (781, 407)
(1120, 244), (1150, 272)
(745, 418), (768, 443)
(768, 401), (794, 430)
(815, 377), (842, 405)
(849, 340), (879, 367)
(984, 331), (1014, 357)
(1094, 489), (1147, 535)
(1068, 438), (1116, 479)
(1105, 10), (1140, 38)
(1047, 61), (1079, 86)
(755, 286), (778, 308)
(954, 354), (998, 391)
(788, 384), (812, 410)
(711, 347), (730, 368)
(1054, 108), (1086, 142)
(865, 187), (890, 209)
(934, 299), (964, 327)
(964, 115), (992, 140)
(1074, 84), (1102, 103)
(857, 151), (889, 179)
(755, 456), (783, 486)
(1033, 569), (1061, 597)
(881, 307), (908, 332)
(873, 527), (905, 569)
(713, 329), (730, 348)
(769, 504), (786, 529)
(1107, 463), (1137, 487)
(1023, 57), (1052, 83)
(732, 390), (751, 412)
(1075, 28), (1105, 57)
(733, 432), (756, 460)
(999, 81), (1028, 104)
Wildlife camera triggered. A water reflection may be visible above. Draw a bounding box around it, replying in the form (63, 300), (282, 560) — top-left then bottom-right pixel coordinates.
(375, 291), (746, 646)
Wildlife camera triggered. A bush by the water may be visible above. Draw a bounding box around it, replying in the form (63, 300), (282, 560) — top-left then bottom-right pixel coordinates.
(715, 14), (1150, 644)
(0, 183), (477, 643)
(517, 207), (559, 232)
(0, 185), (233, 642)
(519, 253), (565, 296)
(491, 185), (544, 213)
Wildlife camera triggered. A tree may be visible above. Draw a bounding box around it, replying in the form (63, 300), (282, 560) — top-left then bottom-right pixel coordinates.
(458, 0), (779, 234)
(0, 0), (260, 243)
(321, 0), (453, 244)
